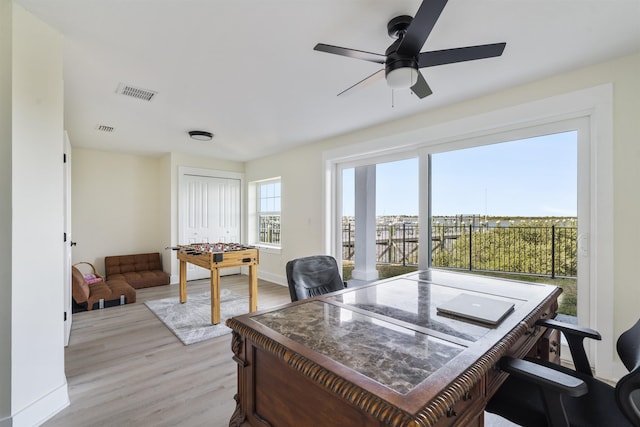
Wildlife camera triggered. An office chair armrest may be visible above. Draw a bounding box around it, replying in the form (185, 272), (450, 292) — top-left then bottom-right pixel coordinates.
(535, 318), (602, 376)
(500, 356), (588, 397)
(499, 356), (588, 427)
(536, 318), (601, 340)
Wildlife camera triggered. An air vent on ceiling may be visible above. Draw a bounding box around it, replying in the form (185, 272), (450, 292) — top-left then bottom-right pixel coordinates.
(115, 83), (157, 101)
(96, 124), (114, 132)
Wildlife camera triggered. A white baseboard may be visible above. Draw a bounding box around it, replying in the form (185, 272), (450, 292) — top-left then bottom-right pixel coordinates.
(609, 360), (628, 383)
(258, 270), (287, 287)
(11, 381), (69, 427)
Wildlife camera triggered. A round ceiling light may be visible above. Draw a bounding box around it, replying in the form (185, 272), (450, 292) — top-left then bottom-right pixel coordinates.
(188, 130), (214, 141)
(386, 67), (418, 89)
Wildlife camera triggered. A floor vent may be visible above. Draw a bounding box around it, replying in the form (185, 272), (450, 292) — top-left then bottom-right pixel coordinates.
(96, 124), (115, 132)
(115, 83), (157, 101)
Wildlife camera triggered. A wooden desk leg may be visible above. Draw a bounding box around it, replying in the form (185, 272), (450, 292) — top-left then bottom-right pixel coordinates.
(211, 268), (221, 325)
(249, 264), (258, 312)
(179, 259), (187, 303)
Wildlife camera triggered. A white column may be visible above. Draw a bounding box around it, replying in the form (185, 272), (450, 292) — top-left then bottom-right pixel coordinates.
(351, 165), (379, 282)
(418, 153), (431, 271)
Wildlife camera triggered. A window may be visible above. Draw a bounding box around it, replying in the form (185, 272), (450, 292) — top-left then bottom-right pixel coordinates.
(430, 132), (578, 316)
(256, 178), (281, 247)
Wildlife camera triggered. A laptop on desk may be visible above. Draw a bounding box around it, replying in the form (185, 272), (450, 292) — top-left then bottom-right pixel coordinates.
(436, 293), (515, 326)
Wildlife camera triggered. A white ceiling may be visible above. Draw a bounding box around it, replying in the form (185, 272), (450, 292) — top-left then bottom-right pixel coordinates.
(16, 0), (640, 162)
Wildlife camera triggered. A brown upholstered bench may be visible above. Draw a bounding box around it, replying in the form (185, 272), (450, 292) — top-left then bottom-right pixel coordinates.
(71, 263), (136, 311)
(104, 252), (170, 289)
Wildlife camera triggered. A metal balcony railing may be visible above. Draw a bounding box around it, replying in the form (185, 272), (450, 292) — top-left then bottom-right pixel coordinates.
(342, 222), (577, 278)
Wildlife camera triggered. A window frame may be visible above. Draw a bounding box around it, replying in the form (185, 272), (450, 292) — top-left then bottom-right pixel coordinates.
(323, 84), (614, 378)
(249, 177), (282, 251)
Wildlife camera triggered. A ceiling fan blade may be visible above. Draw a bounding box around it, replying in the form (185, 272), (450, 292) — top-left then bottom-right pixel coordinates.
(410, 71), (432, 99)
(337, 69), (385, 96)
(418, 42), (506, 67)
(397, 0), (449, 56)
(314, 43), (386, 64)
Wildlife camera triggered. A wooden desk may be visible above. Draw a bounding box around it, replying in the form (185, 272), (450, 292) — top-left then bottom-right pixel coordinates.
(177, 244), (259, 324)
(226, 269), (561, 427)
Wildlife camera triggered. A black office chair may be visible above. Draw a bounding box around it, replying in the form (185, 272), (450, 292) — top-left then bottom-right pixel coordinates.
(486, 318), (640, 427)
(285, 255), (346, 302)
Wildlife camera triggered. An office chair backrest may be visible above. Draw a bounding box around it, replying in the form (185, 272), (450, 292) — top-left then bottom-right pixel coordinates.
(286, 255), (345, 302)
(615, 318), (640, 425)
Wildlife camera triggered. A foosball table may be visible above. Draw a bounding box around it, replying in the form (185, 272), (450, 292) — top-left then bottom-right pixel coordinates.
(176, 243), (259, 324)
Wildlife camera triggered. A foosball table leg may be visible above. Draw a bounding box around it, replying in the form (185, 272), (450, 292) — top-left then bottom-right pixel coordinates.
(179, 259), (187, 303)
(249, 264), (258, 312)
(211, 268), (221, 324)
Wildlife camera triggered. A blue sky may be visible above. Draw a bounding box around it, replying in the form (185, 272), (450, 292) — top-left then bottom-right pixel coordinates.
(343, 131), (577, 217)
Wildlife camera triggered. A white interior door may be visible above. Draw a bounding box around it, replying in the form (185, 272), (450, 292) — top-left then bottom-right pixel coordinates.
(63, 132), (72, 346)
(180, 173), (241, 280)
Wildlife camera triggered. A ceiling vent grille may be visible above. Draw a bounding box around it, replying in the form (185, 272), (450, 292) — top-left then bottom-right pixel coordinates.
(96, 124), (115, 132)
(115, 83), (157, 101)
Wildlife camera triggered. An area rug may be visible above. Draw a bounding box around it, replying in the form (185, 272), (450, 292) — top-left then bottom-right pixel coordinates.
(145, 289), (249, 345)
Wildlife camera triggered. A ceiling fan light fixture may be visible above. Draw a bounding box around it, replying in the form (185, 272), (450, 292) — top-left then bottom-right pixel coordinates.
(188, 130), (213, 141)
(386, 66), (418, 89)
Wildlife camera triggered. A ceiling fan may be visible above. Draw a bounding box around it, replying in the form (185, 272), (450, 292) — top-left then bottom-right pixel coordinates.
(314, 0), (506, 99)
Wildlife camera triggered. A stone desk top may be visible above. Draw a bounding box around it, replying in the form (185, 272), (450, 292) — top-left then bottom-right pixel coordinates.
(254, 301), (465, 394)
(249, 270), (554, 395)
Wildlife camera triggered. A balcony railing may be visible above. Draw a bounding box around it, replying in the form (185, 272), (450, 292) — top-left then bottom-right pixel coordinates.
(259, 215), (281, 245)
(342, 222), (577, 278)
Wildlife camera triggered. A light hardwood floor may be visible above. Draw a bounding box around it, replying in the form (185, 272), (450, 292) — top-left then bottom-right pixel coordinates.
(44, 275), (291, 427)
(45, 275), (515, 427)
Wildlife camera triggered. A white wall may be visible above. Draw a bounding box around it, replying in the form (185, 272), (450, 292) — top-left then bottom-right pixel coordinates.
(159, 153), (173, 283)
(71, 148), (166, 274)
(606, 55), (640, 336)
(245, 149), (325, 285)
(246, 54), (640, 343)
(0, 0), (13, 424)
(9, 3), (68, 425)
